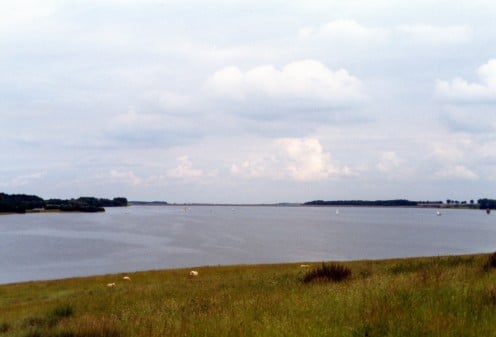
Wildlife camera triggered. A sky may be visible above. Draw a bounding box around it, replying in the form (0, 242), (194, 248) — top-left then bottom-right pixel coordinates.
(1, 0), (496, 203)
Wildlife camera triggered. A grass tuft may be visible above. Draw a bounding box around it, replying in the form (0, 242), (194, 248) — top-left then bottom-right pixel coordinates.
(49, 304), (74, 321)
(303, 263), (352, 283)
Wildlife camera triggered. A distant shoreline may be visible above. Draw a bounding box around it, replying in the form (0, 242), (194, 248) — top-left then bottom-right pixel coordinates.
(130, 202), (483, 210)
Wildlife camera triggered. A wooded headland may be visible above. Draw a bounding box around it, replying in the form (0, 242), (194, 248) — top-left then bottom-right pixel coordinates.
(0, 193), (127, 213)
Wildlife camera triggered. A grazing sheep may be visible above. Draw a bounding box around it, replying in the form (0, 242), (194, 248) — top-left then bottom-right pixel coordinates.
(106, 282), (116, 287)
(123, 276), (131, 281)
(300, 264), (311, 268)
(189, 270), (199, 276)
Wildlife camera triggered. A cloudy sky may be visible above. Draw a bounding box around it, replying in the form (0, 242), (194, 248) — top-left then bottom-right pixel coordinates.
(1, 0), (496, 203)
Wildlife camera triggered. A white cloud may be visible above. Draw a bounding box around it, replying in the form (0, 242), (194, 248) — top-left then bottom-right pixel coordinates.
(230, 160), (268, 179)
(397, 24), (472, 44)
(429, 141), (465, 163)
(435, 165), (478, 180)
(298, 20), (470, 45)
(435, 59), (496, 102)
(207, 66), (245, 100)
(231, 137), (353, 182)
(152, 91), (190, 110)
(167, 156), (204, 179)
(110, 170), (142, 186)
(207, 59), (363, 106)
(1, 171), (46, 187)
(106, 107), (201, 147)
(2, 1), (496, 203)
(276, 138), (353, 181)
(298, 20), (389, 42)
(376, 151), (402, 173)
(111, 108), (163, 131)
(0, 0), (58, 33)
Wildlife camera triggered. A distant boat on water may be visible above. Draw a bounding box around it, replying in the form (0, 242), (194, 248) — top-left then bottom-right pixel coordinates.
(336, 209), (340, 215)
(437, 210), (442, 216)
(487, 208), (491, 215)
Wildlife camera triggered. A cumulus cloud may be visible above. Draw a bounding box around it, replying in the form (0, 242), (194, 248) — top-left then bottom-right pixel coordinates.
(231, 137), (353, 181)
(424, 135), (480, 181)
(207, 59), (363, 107)
(435, 59), (496, 102)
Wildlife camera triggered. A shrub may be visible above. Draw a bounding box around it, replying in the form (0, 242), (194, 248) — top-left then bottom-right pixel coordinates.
(303, 263), (352, 283)
(484, 252), (496, 271)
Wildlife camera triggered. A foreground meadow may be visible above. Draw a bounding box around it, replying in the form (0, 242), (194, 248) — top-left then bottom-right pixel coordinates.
(2, 254), (496, 336)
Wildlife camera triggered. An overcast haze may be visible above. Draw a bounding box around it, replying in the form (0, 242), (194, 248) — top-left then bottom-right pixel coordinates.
(2, 0), (496, 203)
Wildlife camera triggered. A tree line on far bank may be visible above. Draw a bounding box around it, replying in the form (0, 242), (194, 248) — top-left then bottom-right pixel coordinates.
(0, 193), (127, 213)
(304, 199), (496, 209)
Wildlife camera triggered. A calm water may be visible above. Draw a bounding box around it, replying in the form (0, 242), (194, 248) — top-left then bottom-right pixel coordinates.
(0, 205), (494, 284)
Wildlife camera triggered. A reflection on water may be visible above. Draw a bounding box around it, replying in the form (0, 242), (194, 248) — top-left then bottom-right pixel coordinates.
(0, 205), (494, 284)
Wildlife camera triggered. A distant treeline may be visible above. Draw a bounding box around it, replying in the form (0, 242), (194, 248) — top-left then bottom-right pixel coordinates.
(478, 199), (496, 210)
(0, 193), (45, 213)
(305, 199), (496, 209)
(129, 201), (168, 205)
(0, 193), (127, 213)
(304, 199), (420, 207)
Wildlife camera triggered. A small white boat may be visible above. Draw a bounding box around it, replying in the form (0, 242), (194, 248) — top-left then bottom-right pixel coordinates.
(336, 209), (340, 215)
(437, 210), (442, 216)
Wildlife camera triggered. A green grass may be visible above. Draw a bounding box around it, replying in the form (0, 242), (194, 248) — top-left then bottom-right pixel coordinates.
(2, 254), (496, 336)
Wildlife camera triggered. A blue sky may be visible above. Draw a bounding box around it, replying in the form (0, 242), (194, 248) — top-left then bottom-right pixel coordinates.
(1, 0), (496, 203)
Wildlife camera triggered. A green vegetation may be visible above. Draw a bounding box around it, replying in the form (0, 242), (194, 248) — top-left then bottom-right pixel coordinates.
(46, 197), (128, 212)
(0, 193), (128, 213)
(305, 198), (496, 209)
(0, 193), (45, 213)
(2, 254), (496, 336)
(305, 199), (427, 207)
(478, 198), (496, 210)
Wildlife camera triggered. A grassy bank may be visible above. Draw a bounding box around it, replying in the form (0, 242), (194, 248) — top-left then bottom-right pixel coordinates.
(2, 254), (496, 336)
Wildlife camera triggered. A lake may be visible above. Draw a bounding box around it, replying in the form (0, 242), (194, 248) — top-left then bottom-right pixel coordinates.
(0, 205), (494, 284)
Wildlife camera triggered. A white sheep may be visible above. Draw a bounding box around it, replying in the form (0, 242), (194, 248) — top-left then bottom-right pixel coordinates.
(106, 282), (116, 287)
(300, 264), (311, 268)
(123, 276), (131, 281)
(189, 270), (199, 277)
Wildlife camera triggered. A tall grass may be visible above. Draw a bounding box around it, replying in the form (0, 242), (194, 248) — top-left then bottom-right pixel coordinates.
(1, 254), (496, 336)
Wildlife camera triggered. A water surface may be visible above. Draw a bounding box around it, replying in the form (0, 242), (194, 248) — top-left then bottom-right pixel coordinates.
(0, 205), (494, 284)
